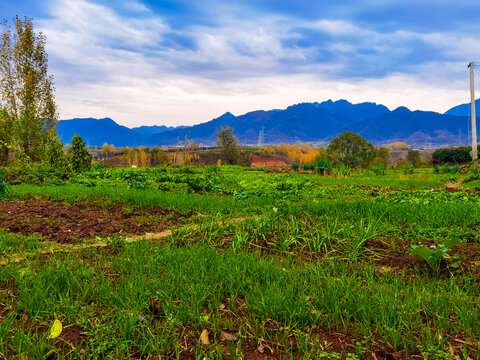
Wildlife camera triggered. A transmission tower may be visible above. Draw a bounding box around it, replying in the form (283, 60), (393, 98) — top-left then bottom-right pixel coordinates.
(469, 62), (479, 160)
(257, 127), (265, 148)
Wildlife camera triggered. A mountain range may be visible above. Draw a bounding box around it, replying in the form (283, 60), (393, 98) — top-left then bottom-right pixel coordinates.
(57, 99), (478, 147)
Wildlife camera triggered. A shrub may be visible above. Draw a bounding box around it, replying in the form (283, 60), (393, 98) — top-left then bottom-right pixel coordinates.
(68, 134), (92, 173)
(291, 163), (299, 170)
(432, 147), (473, 164)
(0, 171), (9, 199)
(302, 163), (315, 171)
(372, 165), (385, 175)
(316, 159), (331, 175)
(441, 166), (459, 174)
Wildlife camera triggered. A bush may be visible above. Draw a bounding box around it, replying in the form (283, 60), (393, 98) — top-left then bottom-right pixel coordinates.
(372, 165), (385, 175)
(441, 166), (459, 174)
(402, 164), (415, 174)
(302, 163), (315, 171)
(67, 134), (91, 173)
(291, 163), (299, 170)
(432, 147), (473, 164)
(316, 159), (331, 175)
(0, 171), (9, 199)
(0, 165), (70, 185)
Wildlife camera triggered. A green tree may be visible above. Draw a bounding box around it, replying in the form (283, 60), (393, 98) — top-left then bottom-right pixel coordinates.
(0, 107), (13, 165)
(406, 149), (420, 167)
(67, 134), (91, 172)
(43, 136), (69, 171)
(216, 126), (242, 165)
(327, 131), (376, 168)
(0, 16), (57, 162)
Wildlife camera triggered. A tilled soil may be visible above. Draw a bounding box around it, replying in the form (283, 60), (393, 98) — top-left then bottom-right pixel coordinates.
(0, 200), (194, 243)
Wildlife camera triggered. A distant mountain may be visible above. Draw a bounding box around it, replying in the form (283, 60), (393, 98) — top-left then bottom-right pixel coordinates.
(145, 101), (389, 145)
(57, 99), (477, 147)
(57, 118), (143, 147)
(132, 125), (187, 136)
(313, 99), (390, 124)
(444, 99), (480, 116)
(349, 107), (469, 144)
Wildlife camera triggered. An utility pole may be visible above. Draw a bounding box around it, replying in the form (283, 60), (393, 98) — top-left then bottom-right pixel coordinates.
(469, 62), (477, 161)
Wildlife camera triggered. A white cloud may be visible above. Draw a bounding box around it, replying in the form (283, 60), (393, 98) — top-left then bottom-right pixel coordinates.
(37, 0), (476, 127)
(124, 1), (151, 13)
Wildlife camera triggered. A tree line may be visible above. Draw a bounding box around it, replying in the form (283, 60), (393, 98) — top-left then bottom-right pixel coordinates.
(0, 16), (91, 172)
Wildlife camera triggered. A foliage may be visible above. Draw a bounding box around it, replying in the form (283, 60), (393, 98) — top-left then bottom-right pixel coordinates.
(440, 166), (459, 174)
(43, 136), (70, 172)
(372, 165), (385, 175)
(0, 108), (13, 165)
(410, 243), (459, 271)
(277, 143), (322, 165)
(375, 147), (391, 165)
(0, 16), (57, 162)
(327, 131), (376, 168)
(432, 146), (473, 164)
(216, 127), (242, 165)
(402, 164), (414, 174)
(406, 149), (420, 166)
(388, 142), (408, 149)
(291, 163), (299, 170)
(0, 171), (9, 199)
(0, 164), (70, 185)
(67, 134), (91, 173)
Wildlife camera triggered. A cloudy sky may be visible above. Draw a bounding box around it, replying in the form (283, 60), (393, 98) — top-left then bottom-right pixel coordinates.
(2, 0), (480, 127)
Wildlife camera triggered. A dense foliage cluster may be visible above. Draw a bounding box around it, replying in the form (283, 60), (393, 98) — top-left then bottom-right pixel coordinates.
(0, 16), (57, 163)
(67, 134), (91, 173)
(432, 146), (475, 164)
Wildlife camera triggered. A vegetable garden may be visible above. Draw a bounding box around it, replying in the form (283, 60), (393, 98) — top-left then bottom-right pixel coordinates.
(0, 165), (480, 359)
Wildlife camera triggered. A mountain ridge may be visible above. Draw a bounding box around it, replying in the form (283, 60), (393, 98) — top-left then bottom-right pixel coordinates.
(58, 99), (478, 147)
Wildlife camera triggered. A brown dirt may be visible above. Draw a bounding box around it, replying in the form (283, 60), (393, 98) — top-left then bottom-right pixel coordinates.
(0, 200), (194, 243)
(250, 154), (289, 168)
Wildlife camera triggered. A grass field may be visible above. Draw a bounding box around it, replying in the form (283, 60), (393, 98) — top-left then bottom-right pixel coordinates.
(0, 165), (479, 359)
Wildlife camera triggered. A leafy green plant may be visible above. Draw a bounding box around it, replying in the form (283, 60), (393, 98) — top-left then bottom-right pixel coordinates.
(441, 166), (459, 174)
(372, 165), (385, 175)
(316, 159), (331, 175)
(410, 243), (460, 271)
(0, 171), (9, 199)
(68, 134), (92, 173)
(291, 163), (299, 170)
(402, 164), (415, 174)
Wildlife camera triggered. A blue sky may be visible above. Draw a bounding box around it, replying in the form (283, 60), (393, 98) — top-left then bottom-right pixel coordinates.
(2, 0), (480, 127)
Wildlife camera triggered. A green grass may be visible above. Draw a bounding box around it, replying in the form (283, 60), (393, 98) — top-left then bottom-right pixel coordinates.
(1, 166), (480, 359)
(1, 242), (479, 359)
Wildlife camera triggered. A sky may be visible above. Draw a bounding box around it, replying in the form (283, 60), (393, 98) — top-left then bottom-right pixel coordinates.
(1, 0), (480, 127)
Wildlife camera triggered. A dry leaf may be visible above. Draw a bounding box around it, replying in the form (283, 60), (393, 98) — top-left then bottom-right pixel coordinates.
(449, 345), (455, 355)
(49, 319), (62, 339)
(386, 342), (394, 350)
(219, 303), (226, 310)
(220, 331), (238, 341)
(257, 342), (264, 353)
(200, 329), (209, 345)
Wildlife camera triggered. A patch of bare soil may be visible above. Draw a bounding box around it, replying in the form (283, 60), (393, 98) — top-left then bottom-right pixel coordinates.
(250, 154), (289, 168)
(369, 236), (480, 280)
(0, 200), (194, 243)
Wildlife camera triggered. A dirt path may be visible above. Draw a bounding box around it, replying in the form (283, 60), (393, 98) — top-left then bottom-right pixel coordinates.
(446, 178), (464, 189)
(0, 213), (258, 265)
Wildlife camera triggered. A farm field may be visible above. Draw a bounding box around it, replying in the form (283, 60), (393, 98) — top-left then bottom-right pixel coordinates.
(1, 165), (480, 359)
